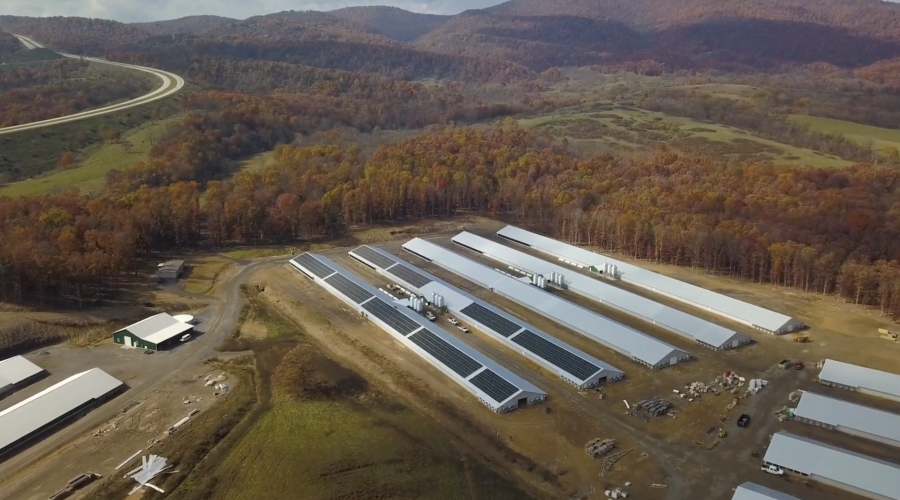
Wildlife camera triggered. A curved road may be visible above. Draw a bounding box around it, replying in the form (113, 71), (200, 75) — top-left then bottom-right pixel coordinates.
(0, 34), (185, 136)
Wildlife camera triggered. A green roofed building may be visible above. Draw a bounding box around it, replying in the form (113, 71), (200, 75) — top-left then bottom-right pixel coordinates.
(112, 313), (193, 351)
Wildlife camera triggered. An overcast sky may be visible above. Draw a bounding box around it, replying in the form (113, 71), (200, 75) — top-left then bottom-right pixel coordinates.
(2, 0), (507, 22)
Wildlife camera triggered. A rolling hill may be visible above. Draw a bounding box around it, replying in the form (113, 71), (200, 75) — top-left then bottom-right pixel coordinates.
(331, 6), (450, 42)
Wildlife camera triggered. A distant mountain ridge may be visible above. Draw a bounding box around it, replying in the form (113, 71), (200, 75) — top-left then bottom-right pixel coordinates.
(4, 0), (900, 74)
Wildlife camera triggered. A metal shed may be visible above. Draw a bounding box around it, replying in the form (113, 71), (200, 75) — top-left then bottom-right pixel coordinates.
(289, 253), (547, 413)
(156, 260), (185, 281)
(763, 431), (900, 500)
(793, 391), (900, 449)
(0, 368), (124, 457)
(732, 482), (801, 500)
(452, 231), (751, 350)
(402, 238), (691, 369)
(112, 313), (193, 351)
(818, 359), (900, 403)
(349, 245), (626, 389)
(496, 225), (804, 335)
(0, 356), (45, 398)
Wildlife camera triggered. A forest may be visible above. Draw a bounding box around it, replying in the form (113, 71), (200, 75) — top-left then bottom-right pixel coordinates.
(4, 0), (900, 322)
(0, 59), (155, 127)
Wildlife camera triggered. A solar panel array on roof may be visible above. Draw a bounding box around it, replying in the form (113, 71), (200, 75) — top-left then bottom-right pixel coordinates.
(352, 245), (398, 269)
(497, 225), (804, 334)
(362, 299), (421, 336)
(292, 254), (335, 279)
(408, 329), (482, 378)
(349, 244), (625, 388)
(291, 253), (546, 412)
(386, 263), (433, 289)
(763, 431), (900, 500)
(325, 273), (374, 304)
(452, 232), (750, 350)
(511, 330), (601, 381)
(402, 238), (690, 369)
(470, 369), (519, 403)
(460, 303), (522, 338)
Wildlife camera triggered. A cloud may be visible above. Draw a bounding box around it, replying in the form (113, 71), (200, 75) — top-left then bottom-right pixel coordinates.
(0, 0), (506, 22)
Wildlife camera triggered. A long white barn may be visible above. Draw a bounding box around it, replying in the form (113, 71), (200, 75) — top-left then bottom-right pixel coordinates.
(793, 391), (900, 448)
(732, 483), (801, 500)
(496, 225), (804, 335)
(349, 245), (625, 389)
(763, 431), (900, 500)
(452, 231), (751, 350)
(0, 368), (123, 456)
(290, 253), (546, 413)
(402, 238), (691, 369)
(818, 359), (900, 403)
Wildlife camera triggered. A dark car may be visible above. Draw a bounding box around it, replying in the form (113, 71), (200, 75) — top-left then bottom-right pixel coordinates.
(737, 414), (751, 427)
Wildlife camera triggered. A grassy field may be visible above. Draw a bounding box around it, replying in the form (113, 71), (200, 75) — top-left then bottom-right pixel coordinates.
(519, 105), (853, 167)
(208, 396), (498, 500)
(790, 114), (900, 153)
(183, 257), (235, 295)
(0, 116), (180, 197)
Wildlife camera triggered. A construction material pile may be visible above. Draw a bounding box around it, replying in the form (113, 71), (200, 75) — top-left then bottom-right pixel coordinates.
(584, 438), (616, 458)
(634, 398), (671, 416)
(126, 454), (173, 495)
(747, 378), (768, 394)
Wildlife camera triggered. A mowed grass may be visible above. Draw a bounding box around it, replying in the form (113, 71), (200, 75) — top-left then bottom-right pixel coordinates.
(183, 257), (235, 295)
(790, 114), (900, 153)
(0, 116), (180, 197)
(519, 106), (853, 167)
(208, 396), (507, 500)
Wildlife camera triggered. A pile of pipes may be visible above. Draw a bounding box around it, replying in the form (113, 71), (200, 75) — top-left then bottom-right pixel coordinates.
(126, 454), (174, 495)
(584, 438), (617, 458)
(634, 398), (672, 416)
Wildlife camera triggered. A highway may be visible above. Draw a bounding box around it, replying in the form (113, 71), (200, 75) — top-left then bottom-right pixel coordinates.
(0, 34), (185, 136)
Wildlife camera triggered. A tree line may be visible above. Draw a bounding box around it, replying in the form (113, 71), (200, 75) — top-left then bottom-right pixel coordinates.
(3, 121), (900, 319)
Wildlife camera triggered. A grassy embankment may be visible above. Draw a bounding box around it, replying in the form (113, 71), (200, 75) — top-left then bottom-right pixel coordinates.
(0, 116), (180, 197)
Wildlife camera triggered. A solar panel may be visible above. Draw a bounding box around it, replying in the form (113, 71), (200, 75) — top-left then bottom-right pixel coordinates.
(511, 330), (600, 381)
(386, 263), (433, 289)
(460, 303), (522, 338)
(408, 329), (482, 378)
(325, 274), (374, 303)
(353, 246), (398, 269)
(470, 369), (519, 403)
(362, 299), (421, 336)
(293, 254), (335, 279)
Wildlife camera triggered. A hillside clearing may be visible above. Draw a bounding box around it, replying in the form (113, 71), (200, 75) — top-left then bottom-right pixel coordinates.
(0, 116), (180, 197)
(790, 114), (900, 153)
(519, 106), (853, 167)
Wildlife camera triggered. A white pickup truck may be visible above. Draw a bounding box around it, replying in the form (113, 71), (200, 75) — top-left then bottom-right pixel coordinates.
(761, 465), (784, 476)
(448, 317), (459, 325)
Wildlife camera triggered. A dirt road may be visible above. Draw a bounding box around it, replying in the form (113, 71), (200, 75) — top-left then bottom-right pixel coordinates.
(0, 257), (279, 488)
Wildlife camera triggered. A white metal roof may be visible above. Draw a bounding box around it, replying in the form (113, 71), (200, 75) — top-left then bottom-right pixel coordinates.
(497, 225), (802, 333)
(349, 245), (625, 387)
(732, 483), (801, 500)
(763, 431), (900, 500)
(794, 391), (900, 447)
(402, 238), (691, 368)
(818, 359), (900, 401)
(453, 232), (750, 350)
(0, 368), (123, 453)
(0, 356), (44, 393)
(290, 253), (546, 411)
(116, 313), (192, 345)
